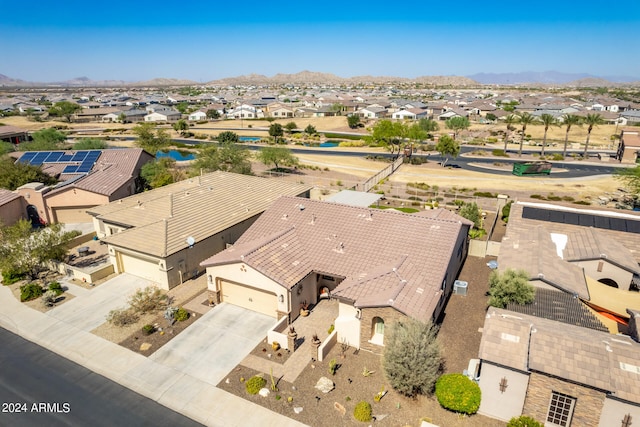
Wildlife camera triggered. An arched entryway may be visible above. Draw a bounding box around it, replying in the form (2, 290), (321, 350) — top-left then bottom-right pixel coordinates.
(598, 278), (619, 288)
(370, 317), (385, 346)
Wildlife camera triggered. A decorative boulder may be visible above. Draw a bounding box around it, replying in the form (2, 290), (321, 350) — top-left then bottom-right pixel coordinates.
(258, 388), (270, 397)
(314, 376), (335, 393)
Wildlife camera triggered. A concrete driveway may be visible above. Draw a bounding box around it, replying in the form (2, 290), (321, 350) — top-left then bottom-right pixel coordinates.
(150, 303), (275, 386)
(47, 273), (151, 332)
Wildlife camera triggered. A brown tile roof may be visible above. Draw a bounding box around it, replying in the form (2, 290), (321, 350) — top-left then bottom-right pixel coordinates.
(90, 172), (312, 257)
(498, 225), (589, 299)
(0, 188), (20, 206)
(480, 308), (640, 403)
(44, 148), (153, 197)
(565, 228), (640, 274)
(201, 197), (470, 321)
(507, 202), (640, 263)
(0, 125), (28, 138)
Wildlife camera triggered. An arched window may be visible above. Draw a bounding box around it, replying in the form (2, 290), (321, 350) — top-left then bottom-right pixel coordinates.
(598, 278), (619, 289)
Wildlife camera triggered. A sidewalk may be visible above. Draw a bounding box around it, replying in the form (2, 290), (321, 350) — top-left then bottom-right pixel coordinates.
(0, 280), (306, 427)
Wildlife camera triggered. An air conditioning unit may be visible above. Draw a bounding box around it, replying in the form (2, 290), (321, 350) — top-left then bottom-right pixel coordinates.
(453, 280), (468, 296)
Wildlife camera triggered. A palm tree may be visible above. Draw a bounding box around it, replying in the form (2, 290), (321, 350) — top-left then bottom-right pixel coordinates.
(503, 114), (518, 152)
(583, 113), (605, 159)
(517, 112), (537, 157)
(561, 114), (582, 159)
(539, 114), (557, 157)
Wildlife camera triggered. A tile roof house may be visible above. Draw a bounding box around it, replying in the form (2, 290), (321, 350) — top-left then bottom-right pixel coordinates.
(88, 172), (312, 290)
(200, 198), (471, 352)
(616, 129), (640, 163)
(477, 308), (640, 426)
(9, 148), (153, 224)
(0, 188), (25, 226)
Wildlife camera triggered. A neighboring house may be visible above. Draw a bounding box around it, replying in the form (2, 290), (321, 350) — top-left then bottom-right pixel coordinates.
(0, 125), (29, 144)
(201, 197), (471, 352)
(617, 129), (640, 163)
(103, 109), (147, 123)
(621, 110), (640, 125)
(266, 103), (295, 118)
(188, 111), (207, 121)
(0, 188), (25, 226)
(356, 106), (387, 119)
(88, 172), (312, 290)
(227, 105), (259, 119)
(144, 109), (181, 122)
(477, 307), (640, 426)
(74, 107), (124, 122)
(12, 148), (153, 224)
(391, 108), (429, 120)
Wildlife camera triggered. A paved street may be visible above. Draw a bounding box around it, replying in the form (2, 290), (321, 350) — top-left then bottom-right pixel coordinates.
(0, 327), (204, 427)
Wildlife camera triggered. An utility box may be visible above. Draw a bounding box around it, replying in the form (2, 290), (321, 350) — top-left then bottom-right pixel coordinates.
(453, 280), (468, 296)
(512, 161), (552, 176)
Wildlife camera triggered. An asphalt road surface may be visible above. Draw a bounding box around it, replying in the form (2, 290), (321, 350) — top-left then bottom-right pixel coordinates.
(0, 327), (204, 427)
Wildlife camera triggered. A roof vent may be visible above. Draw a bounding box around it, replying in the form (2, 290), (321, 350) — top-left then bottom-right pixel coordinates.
(366, 211), (373, 221)
(310, 214), (316, 225)
(298, 204), (305, 211)
(282, 214), (288, 220)
(537, 273), (544, 279)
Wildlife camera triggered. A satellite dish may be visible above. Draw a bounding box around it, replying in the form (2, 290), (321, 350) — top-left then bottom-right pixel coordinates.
(186, 236), (195, 247)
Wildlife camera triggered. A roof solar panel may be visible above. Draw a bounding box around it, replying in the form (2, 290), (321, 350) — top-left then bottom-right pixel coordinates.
(62, 165), (79, 174)
(578, 213), (593, 227)
(18, 152), (37, 163)
(549, 210), (565, 223)
(71, 151), (89, 162)
(44, 151), (64, 162)
(86, 151), (101, 160)
(627, 220), (640, 234)
(31, 152), (49, 165)
(76, 163), (93, 173)
(60, 154), (74, 162)
(608, 217), (627, 232)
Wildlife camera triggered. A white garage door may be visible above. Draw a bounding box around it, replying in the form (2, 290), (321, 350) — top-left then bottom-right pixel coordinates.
(53, 206), (94, 223)
(118, 252), (166, 284)
(220, 279), (277, 318)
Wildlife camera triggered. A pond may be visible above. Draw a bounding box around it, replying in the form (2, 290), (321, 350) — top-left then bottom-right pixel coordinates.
(156, 149), (196, 161)
(239, 136), (262, 142)
(304, 142), (339, 147)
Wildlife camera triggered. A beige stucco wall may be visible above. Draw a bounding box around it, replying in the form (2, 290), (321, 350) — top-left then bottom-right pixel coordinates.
(206, 263), (289, 315)
(45, 188), (109, 223)
(15, 185), (50, 224)
(335, 302), (361, 349)
(0, 196), (26, 226)
(599, 397), (640, 427)
(573, 259), (633, 291)
(478, 362), (529, 421)
(109, 246), (168, 288)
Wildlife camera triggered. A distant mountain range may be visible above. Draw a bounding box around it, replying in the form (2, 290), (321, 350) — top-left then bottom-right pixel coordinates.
(467, 71), (640, 85)
(1, 71), (638, 88)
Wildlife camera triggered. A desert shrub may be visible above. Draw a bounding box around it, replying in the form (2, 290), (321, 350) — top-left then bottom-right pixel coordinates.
(547, 195), (562, 201)
(328, 359), (338, 375)
(128, 286), (169, 313)
(41, 290), (58, 307)
(142, 324), (155, 335)
(488, 269), (535, 308)
(328, 324), (334, 334)
(574, 200), (591, 205)
(245, 376), (266, 395)
(383, 319), (443, 397)
(473, 191), (496, 198)
(469, 228), (487, 239)
(502, 200), (513, 222)
(550, 153), (564, 161)
(174, 307), (189, 321)
(507, 415), (544, 427)
(530, 194), (545, 200)
(48, 281), (63, 296)
(492, 149), (509, 157)
(487, 137), (498, 143)
(435, 373), (481, 414)
(20, 283), (44, 302)
(459, 202), (482, 229)
(2, 270), (25, 285)
(353, 401), (372, 422)
(562, 196), (575, 202)
(106, 308), (139, 326)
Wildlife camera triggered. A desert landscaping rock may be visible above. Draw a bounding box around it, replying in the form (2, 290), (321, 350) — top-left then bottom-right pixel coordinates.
(293, 407), (303, 414)
(334, 402), (346, 416)
(314, 376), (335, 393)
(259, 388), (270, 397)
(139, 342), (152, 351)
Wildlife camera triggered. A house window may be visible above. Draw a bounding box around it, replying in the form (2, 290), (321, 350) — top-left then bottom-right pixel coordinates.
(546, 391), (576, 427)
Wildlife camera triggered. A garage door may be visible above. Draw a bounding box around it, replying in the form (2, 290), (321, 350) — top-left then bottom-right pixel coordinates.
(220, 279), (277, 317)
(118, 252), (166, 284)
(53, 206), (95, 223)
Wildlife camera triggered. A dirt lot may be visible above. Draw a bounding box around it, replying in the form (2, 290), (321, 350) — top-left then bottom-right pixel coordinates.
(217, 254), (504, 427)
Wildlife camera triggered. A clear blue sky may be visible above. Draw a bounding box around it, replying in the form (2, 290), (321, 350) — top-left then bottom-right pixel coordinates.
(2, 0), (639, 82)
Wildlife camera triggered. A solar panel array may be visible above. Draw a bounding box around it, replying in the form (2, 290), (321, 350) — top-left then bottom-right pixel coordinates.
(522, 206), (640, 234)
(18, 150), (101, 175)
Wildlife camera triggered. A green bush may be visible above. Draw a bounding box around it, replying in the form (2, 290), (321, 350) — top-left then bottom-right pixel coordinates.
(41, 290), (58, 307)
(245, 376), (266, 395)
(492, 149), (509, 157)
(174, 307), (190, 322)
(2, 270), (25, 285)
(48, 281), (63, 296)
(530, 194), (545, 200)
(435, 373), (481, 415)
(574, 200), (591, 205)
(473, 191), (496, 198)
(550, 153), (564, 161)
(507, 415), (544, 427)
(353, 401), (372, 422)
(128, 286), (169, 313)
(142, 324), (155, 335)
(328, 324), (334, 334)
(20, 283), (44, 302)
(106, 308), (139, 326)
